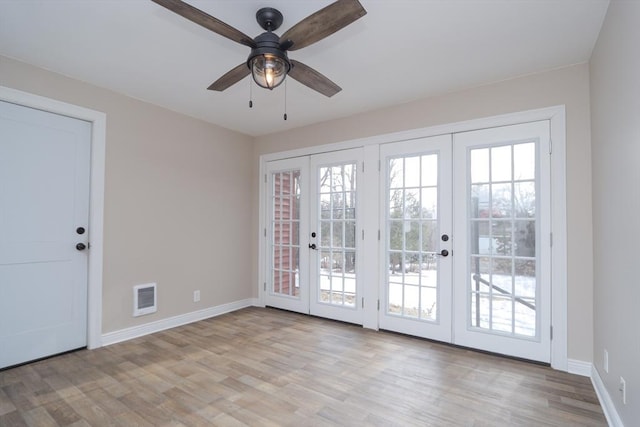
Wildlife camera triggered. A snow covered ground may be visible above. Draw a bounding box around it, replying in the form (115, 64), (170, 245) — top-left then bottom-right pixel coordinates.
(312, 269), (536, 337)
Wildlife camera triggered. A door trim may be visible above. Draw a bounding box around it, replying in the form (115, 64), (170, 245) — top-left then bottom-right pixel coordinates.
(258, 105), (567, 371)
(1, 86), (106, 350)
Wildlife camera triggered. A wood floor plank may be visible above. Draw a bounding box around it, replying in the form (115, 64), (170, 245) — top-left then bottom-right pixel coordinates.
(0, 410), (28, 427)
(21, 406), (58, 427)
(0, 307), (606, 426)
(42, 399), (83, 426)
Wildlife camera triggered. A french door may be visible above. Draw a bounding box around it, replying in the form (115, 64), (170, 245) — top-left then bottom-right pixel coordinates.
(264, 149), (364, 324)
(263, 120), (553, 363)
(379, 121), (551, 363)
(453, 121), (551, 362)
(308, 150), (364, 324)
(378, 135), (453, 341)
(264, 157), (309, 314)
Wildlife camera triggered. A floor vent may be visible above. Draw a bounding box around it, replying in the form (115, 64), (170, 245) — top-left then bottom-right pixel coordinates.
(133, 283), (157, 317)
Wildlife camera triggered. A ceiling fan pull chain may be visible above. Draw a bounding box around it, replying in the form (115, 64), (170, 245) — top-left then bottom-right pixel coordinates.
(283, 80), (288, 120)
(249, 78), (253, 108)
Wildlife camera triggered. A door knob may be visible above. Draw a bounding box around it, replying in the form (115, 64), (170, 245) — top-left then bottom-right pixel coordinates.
(76, 243), (87, 251)
(437, 249), (449, 257)
(308, 243), (317, 250)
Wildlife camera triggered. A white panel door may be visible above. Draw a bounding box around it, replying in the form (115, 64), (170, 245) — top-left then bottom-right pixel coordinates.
(0, 100), (91, 369)
(453, 121), (551, 362)
(379, 135), (453, 341)
(264, 157), (310, 314)
(309, 148), (364, 324)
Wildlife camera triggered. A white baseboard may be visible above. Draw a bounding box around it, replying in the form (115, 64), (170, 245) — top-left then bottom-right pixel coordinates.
(591, 364), (624, 427)
(567, 358), (592, 377)
(101, 298), (259, 346)
(556, 359), (624, 426)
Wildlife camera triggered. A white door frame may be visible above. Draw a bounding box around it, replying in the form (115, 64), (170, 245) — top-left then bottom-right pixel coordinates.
(258, 105), (567, 371)
(0, 86), (106, 350)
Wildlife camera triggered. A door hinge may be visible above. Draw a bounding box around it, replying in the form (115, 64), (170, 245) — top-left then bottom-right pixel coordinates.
(362, 229), (365, 240)
(264, 228), (267, 237)
(361, 297), (364, 308)
(549, 139), (553, 155)
(550, 232), (553, 247)
(550, 325), (553, 340)
(377, 299), (380, 310)
(378, 230), (381, 241)
(362, 162), (365, 173)
(378, 159), (381, 171)
(263, 282), (266, 292)
(264, 173), (267, 183)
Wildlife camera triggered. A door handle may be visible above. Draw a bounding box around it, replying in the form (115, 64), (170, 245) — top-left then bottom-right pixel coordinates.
(308, 243), (317, 250)
(436, 249), (449, 257)
(76, 243), (87, 251)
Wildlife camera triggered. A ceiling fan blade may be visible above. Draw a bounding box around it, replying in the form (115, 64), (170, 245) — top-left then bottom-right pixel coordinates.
(207, 63), (250, 91)
(288, 60), (341, 97)
(280, 0), (366, 51)
(151, 0), (255, 48)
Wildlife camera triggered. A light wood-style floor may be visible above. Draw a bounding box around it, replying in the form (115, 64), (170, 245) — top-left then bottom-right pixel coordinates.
(1, 307), (606, 426)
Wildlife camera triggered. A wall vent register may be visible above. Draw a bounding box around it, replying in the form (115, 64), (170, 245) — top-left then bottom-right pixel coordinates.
(133, 283), (157, 317)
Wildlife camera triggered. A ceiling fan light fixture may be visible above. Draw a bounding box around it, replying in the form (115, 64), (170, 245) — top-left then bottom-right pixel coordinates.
(250, 53), (290, 89)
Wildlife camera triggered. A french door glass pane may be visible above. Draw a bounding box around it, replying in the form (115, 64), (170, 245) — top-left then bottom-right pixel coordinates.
(468, 142), (537, 337)
(317, 164), (357, 307)
(387, 153), (439, 322)
(271, 170), (300, 297)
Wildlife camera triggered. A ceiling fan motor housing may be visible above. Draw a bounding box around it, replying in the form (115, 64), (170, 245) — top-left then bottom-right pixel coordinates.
(247, 32), (290, 66)
(247, 32), (291, 89)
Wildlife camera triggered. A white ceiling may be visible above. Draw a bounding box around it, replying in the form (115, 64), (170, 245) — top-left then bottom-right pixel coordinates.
(0, 0), (609, 137)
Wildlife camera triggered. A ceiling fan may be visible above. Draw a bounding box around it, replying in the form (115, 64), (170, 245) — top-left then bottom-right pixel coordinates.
(151, 0), (367, 97)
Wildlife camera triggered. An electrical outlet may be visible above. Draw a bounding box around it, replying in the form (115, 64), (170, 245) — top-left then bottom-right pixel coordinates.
(604, 349), (609, 373)
(193, 290), (200, 302)
(619, 377), (627, 405)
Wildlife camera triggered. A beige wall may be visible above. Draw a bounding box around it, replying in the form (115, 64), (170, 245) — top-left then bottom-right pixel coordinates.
(0, 55), (254, 333)
(254, 64), (594, 363)
(590, 0), (640, 423)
